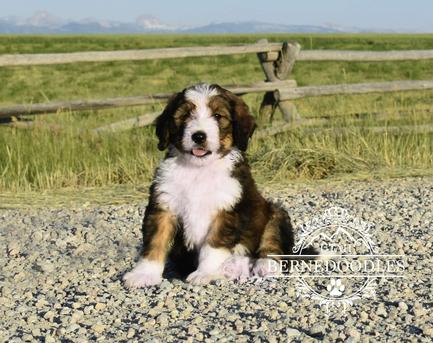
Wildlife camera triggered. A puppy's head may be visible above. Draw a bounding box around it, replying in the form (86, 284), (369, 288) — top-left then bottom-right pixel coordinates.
(155, 83), (256, 164)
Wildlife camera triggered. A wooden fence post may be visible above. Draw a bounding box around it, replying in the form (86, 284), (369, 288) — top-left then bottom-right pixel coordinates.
(257, 39), (300, 122)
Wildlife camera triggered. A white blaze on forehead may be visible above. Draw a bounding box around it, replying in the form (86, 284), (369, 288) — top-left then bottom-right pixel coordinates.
(182, 84), (221, 155)
(184, 84), (219, 118)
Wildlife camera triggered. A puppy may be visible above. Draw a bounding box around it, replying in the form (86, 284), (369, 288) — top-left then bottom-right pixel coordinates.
(124, 83), (300, 287)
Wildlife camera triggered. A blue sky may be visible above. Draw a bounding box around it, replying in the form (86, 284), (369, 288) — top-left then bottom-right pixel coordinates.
(1, 0), (432, 32)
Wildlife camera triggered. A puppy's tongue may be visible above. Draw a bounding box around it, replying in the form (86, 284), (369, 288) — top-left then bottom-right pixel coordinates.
(192, 148), (208, 157)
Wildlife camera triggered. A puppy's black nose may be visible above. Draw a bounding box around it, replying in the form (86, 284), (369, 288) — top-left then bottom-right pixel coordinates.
(191, 131), (207, 144)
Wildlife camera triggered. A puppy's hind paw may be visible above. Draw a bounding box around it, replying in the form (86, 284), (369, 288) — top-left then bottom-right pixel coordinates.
(252, 258), (281, 278)
(220, 256), (252, 282)
(186, 270), (223, 285)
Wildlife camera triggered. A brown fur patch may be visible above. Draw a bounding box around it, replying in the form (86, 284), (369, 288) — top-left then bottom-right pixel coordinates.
(208, 96), (232, 122)
(173, 101), (195, 127)
(256, 209), (285, 257)
(142, 210), (176, 262)
(207, 210), (239, 249)
(204, 160), (295, 260)
(219, 134), (234, 152)
(208, 95), (234, 154)
(212, 86), (256, 151)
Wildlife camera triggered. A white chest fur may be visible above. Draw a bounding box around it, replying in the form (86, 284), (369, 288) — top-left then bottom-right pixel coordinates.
(156, 151), (242, 249)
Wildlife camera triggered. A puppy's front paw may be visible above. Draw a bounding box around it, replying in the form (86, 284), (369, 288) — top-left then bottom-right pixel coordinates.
(252, 258), (280, 278)
(186, 270), (223, 285)
(123, 259), (163, 288)
(123, 270), (162, 288)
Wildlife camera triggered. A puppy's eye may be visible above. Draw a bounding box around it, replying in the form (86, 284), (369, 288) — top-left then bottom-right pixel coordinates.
(214, 113), (222, 120)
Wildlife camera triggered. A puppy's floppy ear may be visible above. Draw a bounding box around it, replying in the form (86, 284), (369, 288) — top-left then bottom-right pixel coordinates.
(155, 92), (184, 151)
(228, 92), (256, 152)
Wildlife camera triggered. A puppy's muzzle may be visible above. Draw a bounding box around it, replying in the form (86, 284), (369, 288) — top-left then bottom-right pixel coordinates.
(190, 131), (211, 157)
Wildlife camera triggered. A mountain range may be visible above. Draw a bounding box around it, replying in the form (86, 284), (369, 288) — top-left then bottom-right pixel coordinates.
(0, 11), (400, 34)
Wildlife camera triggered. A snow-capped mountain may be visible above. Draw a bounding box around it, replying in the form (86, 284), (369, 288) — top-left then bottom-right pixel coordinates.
(0, 12), (174, 34)
(182, 21), (342, 34)
(135, 15), (171, 30)
(23, 11), (66, 28)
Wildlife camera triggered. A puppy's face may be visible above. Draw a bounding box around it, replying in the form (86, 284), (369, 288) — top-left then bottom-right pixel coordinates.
(155, 84), (256, 165)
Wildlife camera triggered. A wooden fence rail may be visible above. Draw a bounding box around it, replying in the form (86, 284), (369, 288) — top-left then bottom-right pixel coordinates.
(0, 80), (297, 119)
(3, 79), (433, 120)
(1, 46), (433, 67)
(276, 80), (433, 101)
(0, 43), (283, 67)
(297, 49), (433, 61)
(1, 40), (433, 135)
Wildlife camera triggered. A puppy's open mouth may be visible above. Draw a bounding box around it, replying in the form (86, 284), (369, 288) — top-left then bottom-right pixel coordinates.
(191, 148), (212, 158)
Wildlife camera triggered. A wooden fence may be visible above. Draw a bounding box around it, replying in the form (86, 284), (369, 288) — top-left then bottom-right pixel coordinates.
(1, 39), (433, 135)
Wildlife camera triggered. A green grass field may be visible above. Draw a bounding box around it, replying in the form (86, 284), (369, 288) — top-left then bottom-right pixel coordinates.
(0, 34), (433, 195)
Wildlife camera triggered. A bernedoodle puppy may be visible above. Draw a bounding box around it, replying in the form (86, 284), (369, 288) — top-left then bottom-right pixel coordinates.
(124, 83), (308, 287)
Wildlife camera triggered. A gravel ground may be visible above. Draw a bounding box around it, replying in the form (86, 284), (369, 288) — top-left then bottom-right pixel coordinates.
(1, 177), (432, 342)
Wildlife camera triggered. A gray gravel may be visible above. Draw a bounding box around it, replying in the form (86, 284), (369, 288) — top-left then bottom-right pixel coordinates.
(1, 177), (432, 342)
